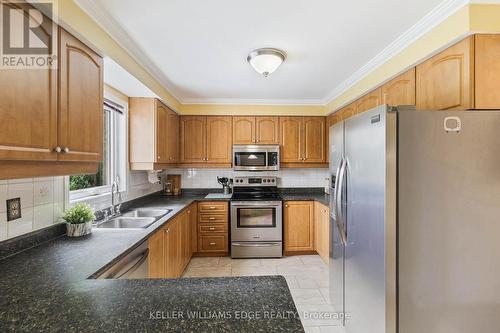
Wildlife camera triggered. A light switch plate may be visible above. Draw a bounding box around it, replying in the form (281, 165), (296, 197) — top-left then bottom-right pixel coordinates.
(7, 198), (21, 221)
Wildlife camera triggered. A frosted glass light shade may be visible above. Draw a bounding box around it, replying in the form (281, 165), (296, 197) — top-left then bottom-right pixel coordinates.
(247, 48), (286, 77)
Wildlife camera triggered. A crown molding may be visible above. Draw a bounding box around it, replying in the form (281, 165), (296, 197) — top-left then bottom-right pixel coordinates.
(73, 0), (183, 106)
(181, 97), (326, 106)
(322, 0), (470, 107)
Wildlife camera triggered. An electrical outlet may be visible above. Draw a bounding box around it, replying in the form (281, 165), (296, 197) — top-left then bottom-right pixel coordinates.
(6, 198), (21, 221)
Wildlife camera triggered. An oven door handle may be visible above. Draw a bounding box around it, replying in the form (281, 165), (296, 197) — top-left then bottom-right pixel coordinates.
(231, 202), (282, 207)
(232, 242), (282, 247)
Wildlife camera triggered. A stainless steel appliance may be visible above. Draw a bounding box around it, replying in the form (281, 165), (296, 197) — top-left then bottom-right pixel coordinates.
(233, 145), (279, 171)
(329, 105), (500, 333)
(231, 176), (282, 258)
(97, 241), (149, 279)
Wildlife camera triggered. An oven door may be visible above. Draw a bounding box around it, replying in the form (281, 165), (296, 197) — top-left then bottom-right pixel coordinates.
(230, 201), (282, 241)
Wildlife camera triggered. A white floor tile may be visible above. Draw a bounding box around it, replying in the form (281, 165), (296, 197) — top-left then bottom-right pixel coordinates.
(289, 289), (327, 305)
(231, 266), (277, 276)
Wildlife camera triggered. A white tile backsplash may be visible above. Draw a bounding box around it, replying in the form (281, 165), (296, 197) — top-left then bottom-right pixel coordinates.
(163, 168), (330, 189)
(0, 213), (6, 241)
(7, 207), (33, 238)
(7, 182), (34, 208)
(33, 203), (54, 230)
(34, 181), (54, 206)
(0, 185), (7, 213)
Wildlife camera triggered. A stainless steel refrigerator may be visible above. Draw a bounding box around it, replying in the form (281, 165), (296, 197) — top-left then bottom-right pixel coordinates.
(329, 105), (500, 333)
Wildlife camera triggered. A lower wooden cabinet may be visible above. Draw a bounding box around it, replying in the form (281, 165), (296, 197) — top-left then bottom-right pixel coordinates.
(197, 201), (229, 255)
(284, 201), (314, 252)
(314, 202), (330, 264)
(147, 206), (193, 279)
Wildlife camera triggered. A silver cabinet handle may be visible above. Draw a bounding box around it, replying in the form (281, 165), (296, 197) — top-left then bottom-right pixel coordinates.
(208, 217), (215, 220)
(165, 228), (170, 233)
(285, 204), (288, 208)
(63, 147), (70, 153)
(209, 206), (216, 209)
(209, 242), (216, 246)
(209, 227), (215, 230)
(54, 147), (62, 153)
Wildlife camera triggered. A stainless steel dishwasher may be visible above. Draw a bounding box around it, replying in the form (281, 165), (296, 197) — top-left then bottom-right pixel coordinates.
(97, 241), (149, 279)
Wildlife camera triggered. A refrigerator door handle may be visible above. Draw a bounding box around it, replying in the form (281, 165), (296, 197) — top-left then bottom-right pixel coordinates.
(337, 158), (348, 245)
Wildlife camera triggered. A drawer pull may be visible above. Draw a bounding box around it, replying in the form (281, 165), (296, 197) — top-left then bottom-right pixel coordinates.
(208, 217), (216, 220)
(209, 242), (216, 246)
(209, 206), (216, 209)
(209, 227), (215, 230)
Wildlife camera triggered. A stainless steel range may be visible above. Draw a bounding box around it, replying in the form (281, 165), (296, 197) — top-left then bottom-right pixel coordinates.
(230, 176), (282, 258)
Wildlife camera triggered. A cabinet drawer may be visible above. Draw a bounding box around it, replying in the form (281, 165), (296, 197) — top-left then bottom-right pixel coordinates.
(198, 235), (228, 252)
(199, 223), (227, 234)
(199, 213), (227, 223)
(198, 202), (228, 213)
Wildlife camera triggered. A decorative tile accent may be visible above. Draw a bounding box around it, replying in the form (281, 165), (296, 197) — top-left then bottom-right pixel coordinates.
(34, 181), (54, 206)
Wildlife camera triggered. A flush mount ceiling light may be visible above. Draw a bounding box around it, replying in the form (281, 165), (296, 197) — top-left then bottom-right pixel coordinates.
(247, 48), (286, 77)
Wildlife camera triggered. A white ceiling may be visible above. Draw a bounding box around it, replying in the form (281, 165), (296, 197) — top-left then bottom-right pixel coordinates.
(81, 0), (449, 104)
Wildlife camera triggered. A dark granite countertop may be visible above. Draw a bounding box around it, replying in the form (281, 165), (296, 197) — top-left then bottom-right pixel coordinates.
(279, 189), (330, 206)
(0, 192), (303, 332)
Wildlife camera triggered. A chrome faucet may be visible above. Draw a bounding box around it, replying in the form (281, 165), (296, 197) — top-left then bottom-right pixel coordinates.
(110, 180), (122, 216)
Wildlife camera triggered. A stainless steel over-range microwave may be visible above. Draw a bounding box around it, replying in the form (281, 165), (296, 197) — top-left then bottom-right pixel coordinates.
(233, 145), (280, 171)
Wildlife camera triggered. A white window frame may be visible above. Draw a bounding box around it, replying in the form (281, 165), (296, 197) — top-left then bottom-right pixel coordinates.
(69, 99), (127, 202)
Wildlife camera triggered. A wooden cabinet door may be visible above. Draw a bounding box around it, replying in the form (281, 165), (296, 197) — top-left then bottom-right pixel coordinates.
(279, 117), (303, 163)
(0, 5), (57, 161)
(206, 116), (232, 163)
(474, 34), (500, 109)
(189, 203), (198, 254)
(314, 202), (330, 264)
(180, 116), (206, 163)
(155, 103), (168, 163)
(233, 116), (255, 144)
(303, 117), (326, 163)
(256, 117), (279, 144)
(416, 36), (474, 110)
(148, 230), (164, 278)
(164, 217), (181, 278)
(166, 108), (179, 163)
(382, 68), (416, 106)
(58, 28), (103, 162)
(356, 88), (382, 114)
(284, 201), (314, 252)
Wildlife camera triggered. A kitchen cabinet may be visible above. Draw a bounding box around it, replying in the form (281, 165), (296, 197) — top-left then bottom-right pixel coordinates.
(356, 88), (382, 114)
(474, 34), (500, 109)
(338, 103), (356, 121)
(148, 206), (192, 279)
(233, 116), (279, 144)
(381, 68), (416, 106)
(284, 201), (314, 252)
(0, 24), (103, 179)
(314, 202), (330, 264)
(180, 116), (232, 166)
(189, 203), (198, 254)
(148, 228), (164, 278)
(416, 36), (474, 110)
(197, 201), (229, 255)
(58, 27), (104, 162)
(206, 117), (232, 163)
(129, 98), (179, 170)
(279, 117), (326, 165)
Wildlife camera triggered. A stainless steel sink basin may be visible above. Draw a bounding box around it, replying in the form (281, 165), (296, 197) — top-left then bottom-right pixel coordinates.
(95, 217), (157, 229)
(121, 209), (172, 218)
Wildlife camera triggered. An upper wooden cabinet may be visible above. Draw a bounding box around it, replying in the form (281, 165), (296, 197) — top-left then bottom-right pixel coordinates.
(0, 22), (103, 179)
(416, 37), (474, 110)
(0, 5), (57, 162)
(180, 116), (232, 166)
(284, 201), (314, 252)
(474, 34), (500, 109)
(206, 117), (232, 163)
(279, 117), (326, 165)
(58, 28), (103, 162)
(382, 68), (416, 106)
(356, 88), (382, 114)
(338, 103), (356, 120)
(129, 98), (179, 170)
(233, 116), (278, 144)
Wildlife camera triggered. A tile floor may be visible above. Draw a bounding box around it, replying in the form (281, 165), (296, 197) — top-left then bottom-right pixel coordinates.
(182, 255), (343, 333)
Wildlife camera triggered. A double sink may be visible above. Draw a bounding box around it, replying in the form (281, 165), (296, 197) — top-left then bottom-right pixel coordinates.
(94, 208), (172, 230)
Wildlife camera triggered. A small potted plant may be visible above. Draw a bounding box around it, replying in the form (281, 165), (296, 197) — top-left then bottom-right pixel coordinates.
(63, 203), (96, 237)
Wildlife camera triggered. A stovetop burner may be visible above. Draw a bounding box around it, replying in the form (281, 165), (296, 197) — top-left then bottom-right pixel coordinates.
(230, 191), (282, 201)
(231, 176), (282, 201)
